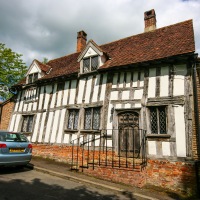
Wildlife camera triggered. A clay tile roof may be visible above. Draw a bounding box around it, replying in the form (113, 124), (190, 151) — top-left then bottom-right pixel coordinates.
(40, 52), (80, 80)
(21, 19), (195, 83)
(34, 59), (51, 73)
(99, 19), (195, 69)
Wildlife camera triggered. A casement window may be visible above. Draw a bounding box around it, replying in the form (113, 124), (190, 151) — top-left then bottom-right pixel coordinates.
(149, 106), (167, 134)
(83, 56), (99, 73)
(24, 88), (37, 101)
(21, 115), (34, 132)
(67, 109), (79, 130)
(57, 82), (65, 92)
(84, 107), (101, 130)
(28, 73), (38, 84)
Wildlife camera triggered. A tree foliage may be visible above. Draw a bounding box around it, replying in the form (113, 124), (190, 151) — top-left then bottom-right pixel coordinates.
(0, 43), (27, 100)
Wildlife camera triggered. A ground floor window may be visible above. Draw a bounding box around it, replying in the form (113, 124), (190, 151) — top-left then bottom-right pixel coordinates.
(84, 107), (101, 130)
(149, 106), (167, 134)
(21, 115), (34, 132)
(67, 109), (79, 130)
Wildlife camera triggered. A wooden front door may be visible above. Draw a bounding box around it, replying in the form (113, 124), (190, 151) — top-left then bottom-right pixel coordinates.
(118, 112), (140, 157)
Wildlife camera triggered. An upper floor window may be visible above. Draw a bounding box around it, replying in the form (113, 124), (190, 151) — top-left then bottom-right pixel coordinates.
(28, 73), (38, 84)
(24, 88), (37, 101)
(83, 56), (99, 73)
(84, 107), (101, 130)
(149, 106), (167, 134)
(57, 82), (65, 92)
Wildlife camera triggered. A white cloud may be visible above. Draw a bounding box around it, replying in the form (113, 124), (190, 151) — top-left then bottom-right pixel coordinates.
(0, 0), (199, 66)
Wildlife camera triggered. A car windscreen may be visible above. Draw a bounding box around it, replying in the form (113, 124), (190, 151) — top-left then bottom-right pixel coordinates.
(0, 132), (28, 142)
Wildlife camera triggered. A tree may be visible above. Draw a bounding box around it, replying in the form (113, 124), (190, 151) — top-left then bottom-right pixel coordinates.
(0, 43), (27, 100)
(42, 57), (48, 64)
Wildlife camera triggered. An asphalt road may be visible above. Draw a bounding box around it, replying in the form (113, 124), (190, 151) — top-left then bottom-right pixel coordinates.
(0, 167), (142, 200)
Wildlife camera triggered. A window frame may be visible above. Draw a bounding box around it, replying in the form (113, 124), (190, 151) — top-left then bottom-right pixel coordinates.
(67, 109), (79, 130)
(28, 73), (39, 84)
(84, 107), (101, 130)
(21, 115), (34, 133)
(149, 106), (167, 134)
(83, 55), (99, 73)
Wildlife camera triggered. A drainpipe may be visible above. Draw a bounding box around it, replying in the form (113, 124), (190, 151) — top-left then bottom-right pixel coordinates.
(192, 54), (200, 195)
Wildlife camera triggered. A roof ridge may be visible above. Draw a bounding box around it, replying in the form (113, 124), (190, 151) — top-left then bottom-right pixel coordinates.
(47, 52), (79, 64)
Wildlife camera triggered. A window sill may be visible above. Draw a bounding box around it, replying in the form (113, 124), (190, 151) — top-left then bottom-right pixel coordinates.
(146, 134), (171, 138)
(64, 129), (78, 133)
(24, 99), (38, 103)
(80, 130), (101, 134)
(78, 70), (99, 78)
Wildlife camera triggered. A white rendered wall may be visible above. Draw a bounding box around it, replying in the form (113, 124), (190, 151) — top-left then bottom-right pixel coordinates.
(173, 64), (186, 96)
(38, 112), (46, 142)
(44, 112), (54, 143)
(50, 110), (60, 143)
(160, 66), (169, 97)
(84, 47), (98, 57)
(56, 109), (66, 143)
(14, 115), (21, 132)
(148, 141), (156, 155)
(9, 114), (16, 131)
(29, 64), (40, 74)
(31, 113), (41, 142)
(174, 105), (186, 157)
(162, 142), (170, 156)
(62, 81), (69, 105)
(100, 74), (107, 101)
(92, 75), (100, 102)
(85, 76), (92, 103)
(69, 80), (77, 104)
(77, 79), (85, 104)
(148, 68), (156, 98)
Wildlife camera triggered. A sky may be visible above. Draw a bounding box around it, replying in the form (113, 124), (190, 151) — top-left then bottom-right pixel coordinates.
(0, 0), (200, 67)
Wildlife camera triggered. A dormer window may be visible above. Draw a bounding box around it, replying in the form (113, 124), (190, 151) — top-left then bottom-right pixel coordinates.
(83, 56), (99, 73)
(28, 73), (38, 84)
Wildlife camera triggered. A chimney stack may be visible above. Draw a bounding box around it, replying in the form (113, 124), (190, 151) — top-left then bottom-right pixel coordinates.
(77, 30), (87, 52)
(144, 9), (156, 32)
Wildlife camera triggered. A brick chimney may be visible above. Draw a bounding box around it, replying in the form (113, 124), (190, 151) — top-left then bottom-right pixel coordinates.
(144, 9), (156, 32)
(76, 30), (87, 52)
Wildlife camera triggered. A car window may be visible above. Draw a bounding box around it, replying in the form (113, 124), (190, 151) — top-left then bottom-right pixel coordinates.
(0, 132), (28, 142)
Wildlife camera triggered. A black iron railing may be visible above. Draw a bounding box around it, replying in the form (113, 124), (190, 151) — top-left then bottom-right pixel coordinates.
(70, 129), (147, 171)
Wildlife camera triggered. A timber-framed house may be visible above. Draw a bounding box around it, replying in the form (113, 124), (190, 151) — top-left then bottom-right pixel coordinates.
(8, 9), (200, 193)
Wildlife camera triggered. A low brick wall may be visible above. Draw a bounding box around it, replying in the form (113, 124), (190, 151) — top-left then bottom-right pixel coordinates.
(146, 160), (196, 195)
(32, 144), (197, 195)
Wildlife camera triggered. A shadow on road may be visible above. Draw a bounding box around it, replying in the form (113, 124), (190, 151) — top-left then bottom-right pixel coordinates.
(0, 167), (137, 200)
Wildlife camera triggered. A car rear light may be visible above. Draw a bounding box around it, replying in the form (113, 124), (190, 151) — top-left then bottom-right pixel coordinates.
(0, 144), (7, 148)
(28, 144), (32, 149)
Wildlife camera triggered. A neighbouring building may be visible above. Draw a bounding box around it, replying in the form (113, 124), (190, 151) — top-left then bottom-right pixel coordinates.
(8, 9), (200, 195)
(0, 98), (15, 130)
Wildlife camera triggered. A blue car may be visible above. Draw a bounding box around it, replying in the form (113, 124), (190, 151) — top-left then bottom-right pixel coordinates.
(0, 130), (32, 167)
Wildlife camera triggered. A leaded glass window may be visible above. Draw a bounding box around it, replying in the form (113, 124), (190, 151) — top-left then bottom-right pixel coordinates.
(57, 82), (65, 92)
(91, 56), (98, 71)
(82, 56), (99, 73)
(67, 109), (79, 130)
(83, 58), (90, 73)
(84, 107), (100, 130)
(28, 74), (33, 84)
(150, 107), (166, 134)
(21, 115), (34, 132)
(28, 73), (39, 84)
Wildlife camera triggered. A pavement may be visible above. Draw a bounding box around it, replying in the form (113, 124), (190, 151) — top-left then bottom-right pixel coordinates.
(27, 156), (196, 200)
